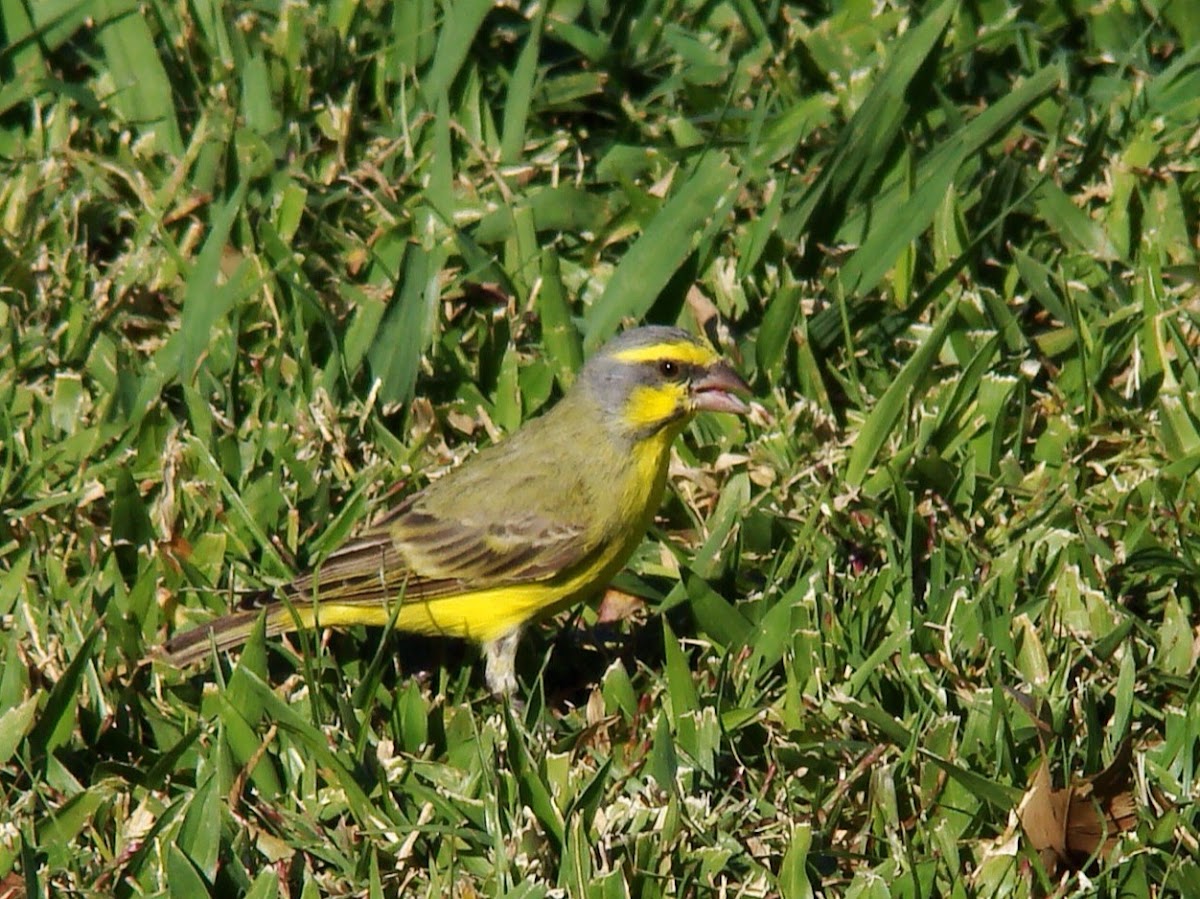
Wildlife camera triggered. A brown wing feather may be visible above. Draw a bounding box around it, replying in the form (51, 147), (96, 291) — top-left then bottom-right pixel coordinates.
(274, 502), (593, 609)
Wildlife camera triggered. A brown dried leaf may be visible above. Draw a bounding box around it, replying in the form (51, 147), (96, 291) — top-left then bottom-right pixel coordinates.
(1018, 741), (1138, 876)
(595, 588), (647, 624)
(1065, 738), (1138, 859)
(445, 408), (478, 436)
(685, 284), (720, 333)
(1017, 757), (1069, 874)
(0, 871), (26, 899)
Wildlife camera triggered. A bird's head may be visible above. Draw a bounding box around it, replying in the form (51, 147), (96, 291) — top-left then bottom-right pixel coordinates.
(579, 326), (751, 440)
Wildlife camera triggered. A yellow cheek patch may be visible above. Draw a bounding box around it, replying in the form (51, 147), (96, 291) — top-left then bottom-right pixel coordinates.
(611, 341), (718, 368)
(625, 383), (688, 430)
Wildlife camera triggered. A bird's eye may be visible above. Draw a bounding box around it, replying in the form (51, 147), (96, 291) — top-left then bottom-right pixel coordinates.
(658, 360), (679, 378)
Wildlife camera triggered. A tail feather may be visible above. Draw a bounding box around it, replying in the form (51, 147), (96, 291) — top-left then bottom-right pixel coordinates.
(157, 604), (290, 666)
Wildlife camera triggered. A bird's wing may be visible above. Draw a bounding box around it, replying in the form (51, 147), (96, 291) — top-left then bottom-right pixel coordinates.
(279, 499), (595, 607)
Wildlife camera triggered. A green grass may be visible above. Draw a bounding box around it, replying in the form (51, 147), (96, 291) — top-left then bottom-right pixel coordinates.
(3, 0), (1200, 895)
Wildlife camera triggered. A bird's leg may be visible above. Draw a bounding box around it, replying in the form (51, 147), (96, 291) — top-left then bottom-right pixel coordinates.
(483, 628), (523, 697)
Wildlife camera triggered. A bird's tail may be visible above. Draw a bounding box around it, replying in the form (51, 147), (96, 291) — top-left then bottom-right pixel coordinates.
(155, 590), (407, 666)
(156, 600), (294, 666)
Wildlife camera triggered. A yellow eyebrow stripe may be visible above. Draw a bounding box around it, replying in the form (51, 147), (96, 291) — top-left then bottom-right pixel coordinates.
(610, 341), (717, 367)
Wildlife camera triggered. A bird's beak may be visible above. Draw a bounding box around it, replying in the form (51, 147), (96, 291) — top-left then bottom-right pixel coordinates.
(690, 362), (751, 415)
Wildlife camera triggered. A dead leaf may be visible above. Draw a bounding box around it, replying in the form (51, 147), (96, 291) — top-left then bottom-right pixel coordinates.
(685, 284), (720, 333)
(1018, 740), (1139, 876)
(0, 871), (25, 899)
(163, 191), (211, 225)
(1017, 757), (1069, 873)
(1064, 738), (1139, 859)
(595, 588), (647, 624)
(445, 408), (478, 436)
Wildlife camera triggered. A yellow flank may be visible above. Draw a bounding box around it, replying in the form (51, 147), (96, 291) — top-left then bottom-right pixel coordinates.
(625, 382), (688, 430)
(270, 585), (570, 643)
(273, 533), (629, 643)
(610, 341), (718, 367)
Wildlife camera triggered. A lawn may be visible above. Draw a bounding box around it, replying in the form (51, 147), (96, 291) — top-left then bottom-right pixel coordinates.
(2, 0), (1200, 895)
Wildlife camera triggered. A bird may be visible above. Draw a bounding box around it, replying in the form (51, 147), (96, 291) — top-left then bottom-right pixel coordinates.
(157, 325), (751, 695)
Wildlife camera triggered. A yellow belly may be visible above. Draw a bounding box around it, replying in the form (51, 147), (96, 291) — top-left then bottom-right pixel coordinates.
(275, 573), (595, 643)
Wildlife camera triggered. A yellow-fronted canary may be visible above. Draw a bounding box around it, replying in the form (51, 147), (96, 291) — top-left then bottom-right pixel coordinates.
(159, 325), (750, 694)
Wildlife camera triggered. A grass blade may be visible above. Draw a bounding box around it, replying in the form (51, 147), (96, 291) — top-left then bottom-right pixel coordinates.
(584, 152), (738, 350)
(92, 0), (182, 154)
(845, 301), (958, 487)
(778, 0), (956, 247)
(838, 65), (1062, 296)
